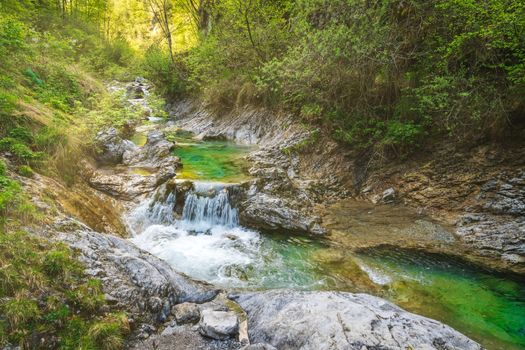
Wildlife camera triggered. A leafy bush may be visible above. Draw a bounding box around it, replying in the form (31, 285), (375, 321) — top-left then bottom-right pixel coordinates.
(0, 17), (26, 61)
(174, 0), (525, 154)
(0, 169), (22, 220)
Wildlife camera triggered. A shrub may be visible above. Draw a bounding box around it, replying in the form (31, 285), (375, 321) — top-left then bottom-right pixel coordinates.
(43, 248), (77, 278)
(0, 17), (26, 61)
(143, 46), (185, 96)
(88, 313), (130, 350)
(0, 159), (6, 176)
(17, 165), (33, 177)
(2, 296), (40, 328)
(0, 174), (21, 216)
(0, 90), (18, 116)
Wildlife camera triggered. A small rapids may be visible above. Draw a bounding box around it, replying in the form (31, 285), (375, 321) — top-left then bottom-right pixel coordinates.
(125, 181), (525, 350)
(127, 182), (327, 289)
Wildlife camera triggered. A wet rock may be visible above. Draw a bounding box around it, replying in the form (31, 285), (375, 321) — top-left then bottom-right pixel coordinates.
(231, 291), (482, 350)
(123, 131), (177, 168)
(240, 193), (326, 235)
(49, 218), (219, 323)
(241, 344), (276, 350)
(87, 131), (180, 200)
(381, 187), (396, 203)
(94, 128), (137, 165)
(173, 302), (201, 325)
(199, 310), (239, 340)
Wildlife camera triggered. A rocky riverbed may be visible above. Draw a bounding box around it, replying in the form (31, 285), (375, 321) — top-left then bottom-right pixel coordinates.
(17, 79), (525, 349)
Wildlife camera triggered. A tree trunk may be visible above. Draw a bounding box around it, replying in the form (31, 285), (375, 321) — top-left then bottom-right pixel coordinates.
(163, 0), (176, 65)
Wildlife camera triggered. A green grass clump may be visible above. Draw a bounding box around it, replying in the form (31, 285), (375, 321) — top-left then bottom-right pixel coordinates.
(0, 230), (129, 349)
(17, 165), (34, 177)
(0, 160), (34, 227)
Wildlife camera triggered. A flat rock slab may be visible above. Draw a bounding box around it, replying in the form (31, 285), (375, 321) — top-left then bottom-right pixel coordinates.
(231, 291), (482, 350)
(199, 310), (240, 340)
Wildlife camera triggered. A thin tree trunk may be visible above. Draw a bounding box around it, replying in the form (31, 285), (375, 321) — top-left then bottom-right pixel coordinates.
(163, 0), (176, 65)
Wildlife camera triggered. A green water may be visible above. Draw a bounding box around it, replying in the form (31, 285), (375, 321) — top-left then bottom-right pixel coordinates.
(170, 130), (254, 183)
(250, 238), (525, 349)
(136, 128), (525, 349)
(353, 246), (525, 350)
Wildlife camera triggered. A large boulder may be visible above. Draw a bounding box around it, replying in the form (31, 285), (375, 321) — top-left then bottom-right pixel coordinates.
(123, 131), (177, 169)
(173, 302), (201, 325)
(86, 167), (173, 201)
(240, 193), (326, 235)
(94, 127), (137, 165)
(49, 218), (219, 323)
(87, 131), (180, 200)
(231, 291), (482, 350)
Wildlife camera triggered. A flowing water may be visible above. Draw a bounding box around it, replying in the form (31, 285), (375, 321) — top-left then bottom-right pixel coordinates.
(127, 133), (525, 350)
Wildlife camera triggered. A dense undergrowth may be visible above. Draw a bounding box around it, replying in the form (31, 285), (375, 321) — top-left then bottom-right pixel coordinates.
(148, 0), (525, 155)
(0, 1), (145, 348)
(0, 228), (130, 349)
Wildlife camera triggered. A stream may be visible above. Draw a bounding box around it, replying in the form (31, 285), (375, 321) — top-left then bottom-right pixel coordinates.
(124, 128), (525, 350)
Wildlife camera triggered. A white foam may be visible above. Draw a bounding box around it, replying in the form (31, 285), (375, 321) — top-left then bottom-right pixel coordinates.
(357, 262), (392, 285)
(127, 183), (262, 286)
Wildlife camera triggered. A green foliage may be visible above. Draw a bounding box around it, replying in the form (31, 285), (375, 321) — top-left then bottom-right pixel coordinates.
(3, 297), (41, 329)
(0, 160), (38, 228)
(0, 90), (18, 116)
(171, 0), (525, 154)
(142, 46), (185, 96)
(17, 165), (34, 177)
(0, 230), (129, 349)
(43, 248), (77, 278)
(87, 313), (130, 350)
(0, 17), (26, 62)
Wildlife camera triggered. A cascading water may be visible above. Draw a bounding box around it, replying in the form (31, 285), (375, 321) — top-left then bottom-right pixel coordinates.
(128, 182), (263, 286)
(181, 188), (239, 230)
(126, 180), (525, 350)
(128, 181), (327, 288)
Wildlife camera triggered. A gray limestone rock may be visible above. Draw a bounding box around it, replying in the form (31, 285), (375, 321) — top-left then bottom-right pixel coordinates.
(94, 127), (137, 165)
(231, 290), (482, 350)
(199, 310), (239, 340)
(173, 302), (201, 325)
(50, 218), (218, 323)
(240, 193), (326, 235)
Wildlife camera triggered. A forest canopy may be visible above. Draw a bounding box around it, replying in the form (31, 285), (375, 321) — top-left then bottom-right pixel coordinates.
(1, 0), (524, 153)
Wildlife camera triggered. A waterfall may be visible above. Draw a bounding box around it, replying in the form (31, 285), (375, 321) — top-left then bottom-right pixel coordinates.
(128, 181), (263, 287)
(149, 192), (176, 225)
(127, 182), (240, 234)
(182, 189), (239, 228)
(125, 190), (176, 235)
